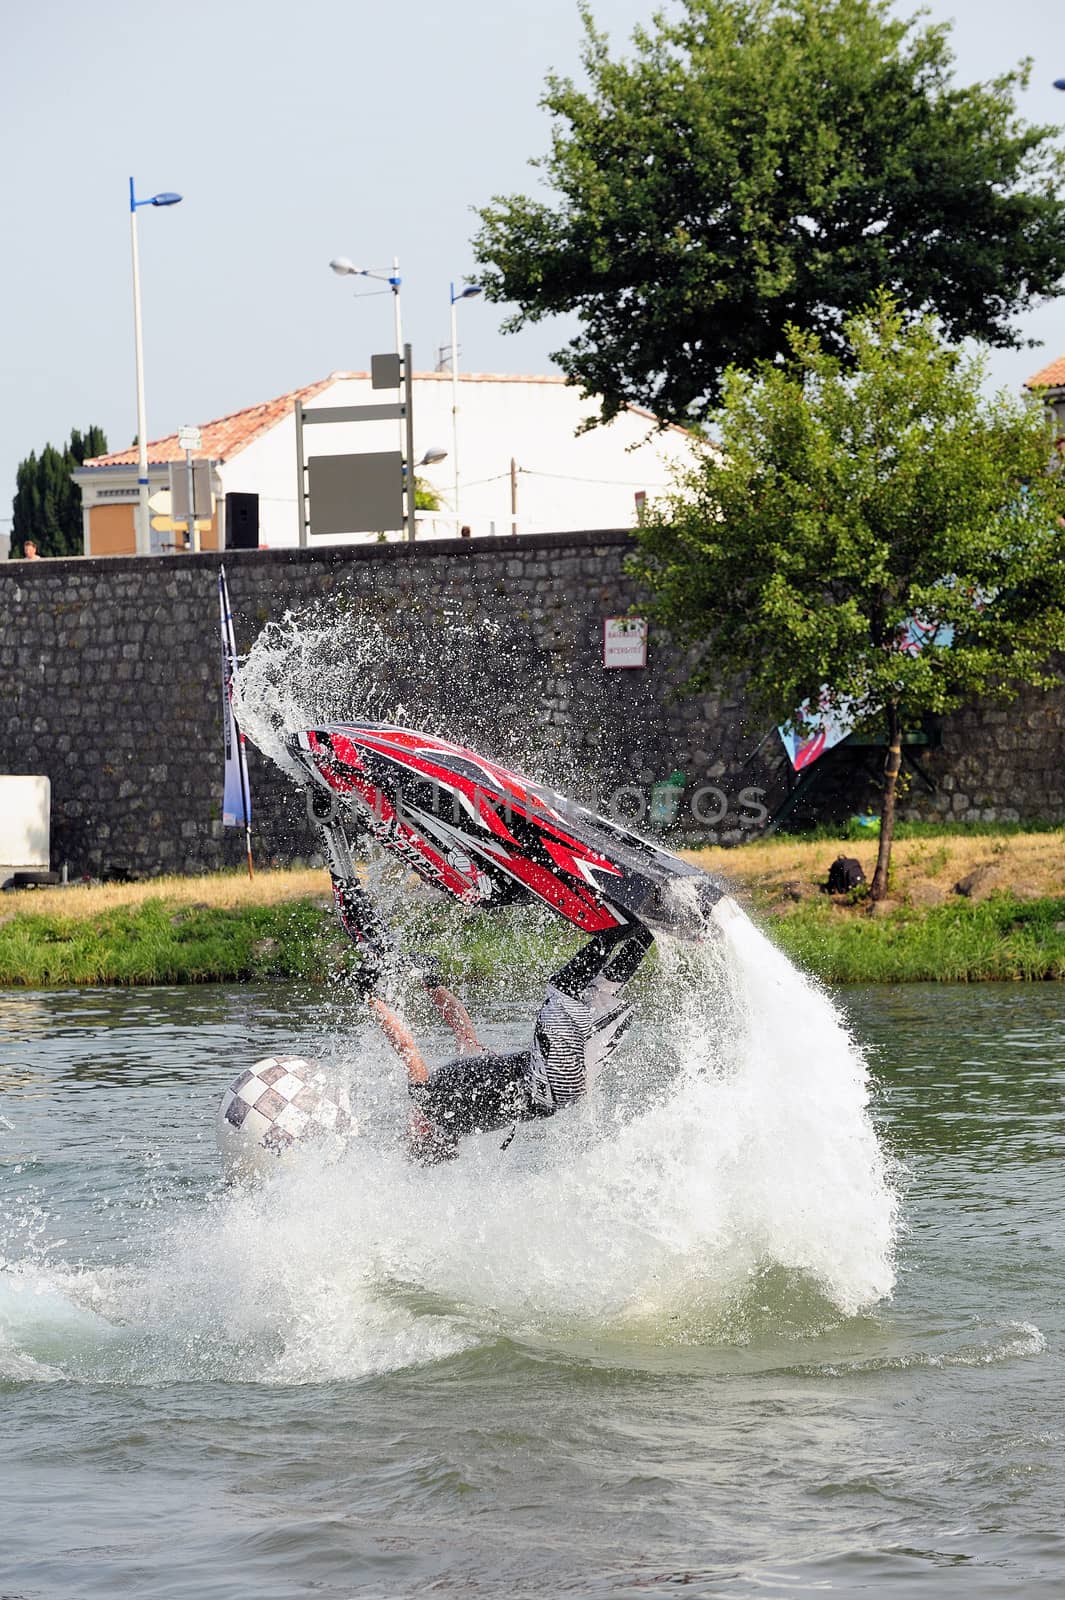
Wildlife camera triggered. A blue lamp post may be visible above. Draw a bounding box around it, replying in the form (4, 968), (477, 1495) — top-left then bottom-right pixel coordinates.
(449, 281), (482, 530)
(130, 178), (182, 556)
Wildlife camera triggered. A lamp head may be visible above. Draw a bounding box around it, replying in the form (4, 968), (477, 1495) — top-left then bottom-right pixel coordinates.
(418, 447), (448, 466)
(151, 192), (182, 206)
(330, 257), (360, 276)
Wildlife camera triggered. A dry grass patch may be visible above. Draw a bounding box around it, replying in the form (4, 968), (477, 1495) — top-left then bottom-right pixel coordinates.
(3, 832), (1064, 935)
(0, 867), (330, 923)
(682, 831), (1065, 910)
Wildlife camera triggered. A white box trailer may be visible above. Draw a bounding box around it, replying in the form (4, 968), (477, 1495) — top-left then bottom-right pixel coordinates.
(0, 775), (56, 888)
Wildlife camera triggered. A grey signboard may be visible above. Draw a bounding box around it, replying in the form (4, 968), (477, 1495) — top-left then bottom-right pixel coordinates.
(307, 451), (404, 536)
(168, 459), (212, 521)
(371, 352), (402, 390)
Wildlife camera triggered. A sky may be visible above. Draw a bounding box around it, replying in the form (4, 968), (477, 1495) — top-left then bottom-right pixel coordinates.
(3, 0), (1064, 523)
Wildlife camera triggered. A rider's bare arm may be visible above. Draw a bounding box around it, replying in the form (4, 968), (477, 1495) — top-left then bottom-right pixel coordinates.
(368, 998), (429, 1084)
(427, 986), (482, 1054)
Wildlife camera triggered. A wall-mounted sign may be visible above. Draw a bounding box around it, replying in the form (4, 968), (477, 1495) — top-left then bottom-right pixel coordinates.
(603, 616), (648, 669)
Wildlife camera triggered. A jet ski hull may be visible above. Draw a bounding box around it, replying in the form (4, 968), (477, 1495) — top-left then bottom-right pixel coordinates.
(287, 723), (726, 940)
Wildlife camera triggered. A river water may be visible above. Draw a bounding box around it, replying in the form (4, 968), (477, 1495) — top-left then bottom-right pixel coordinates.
(1, 952), (1063, 1598)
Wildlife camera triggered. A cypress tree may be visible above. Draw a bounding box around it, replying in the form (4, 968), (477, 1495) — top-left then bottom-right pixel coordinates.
(10, 425), (108, 557)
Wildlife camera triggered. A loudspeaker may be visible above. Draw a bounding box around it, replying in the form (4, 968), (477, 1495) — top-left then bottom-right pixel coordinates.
(225, 492), (260, 549)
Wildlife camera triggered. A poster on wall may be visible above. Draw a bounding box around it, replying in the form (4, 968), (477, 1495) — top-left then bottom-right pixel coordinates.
(603, 617), (648, 669)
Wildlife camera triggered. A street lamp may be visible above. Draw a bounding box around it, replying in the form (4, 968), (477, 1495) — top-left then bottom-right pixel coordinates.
(329, 256), (403, 357)
(129, 178), (182, 557)
(330, 254), (407, 482)
(450, 280), (482, 531)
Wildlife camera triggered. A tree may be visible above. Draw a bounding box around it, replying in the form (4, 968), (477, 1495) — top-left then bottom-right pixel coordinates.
(473, 0), (1065, 428)
(414, 476), (442, 512)
(10, 425), (107, 557)
(631, 295), (1065, 898)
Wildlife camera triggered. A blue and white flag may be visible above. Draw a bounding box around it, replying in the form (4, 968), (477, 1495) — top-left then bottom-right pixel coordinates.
(218, 565), (252, 831)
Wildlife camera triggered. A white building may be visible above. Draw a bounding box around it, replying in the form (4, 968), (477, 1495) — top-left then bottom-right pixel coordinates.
(1026, 352), (1065, 438)
(73, 371), (699, 555)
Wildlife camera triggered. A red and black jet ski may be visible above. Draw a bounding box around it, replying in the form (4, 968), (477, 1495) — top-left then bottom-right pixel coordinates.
(285, 722), (727, 941)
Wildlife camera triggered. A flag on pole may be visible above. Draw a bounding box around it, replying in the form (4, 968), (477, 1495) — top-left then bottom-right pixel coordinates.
(218, 565), (254, 874)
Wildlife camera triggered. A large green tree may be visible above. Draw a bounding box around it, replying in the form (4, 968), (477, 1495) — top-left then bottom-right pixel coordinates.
(631, 295), (1065, 898)
(473, 0), (1065, 427)
(10, 425), (107, 558)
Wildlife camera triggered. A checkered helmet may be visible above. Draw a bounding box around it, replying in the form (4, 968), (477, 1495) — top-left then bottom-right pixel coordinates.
(216, 1056), (357, 1180)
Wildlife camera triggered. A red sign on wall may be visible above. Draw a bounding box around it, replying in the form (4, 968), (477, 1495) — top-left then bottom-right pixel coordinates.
(603, 617), (648, 669)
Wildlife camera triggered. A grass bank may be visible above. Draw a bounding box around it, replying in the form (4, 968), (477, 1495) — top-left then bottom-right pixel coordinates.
(762, 894), (1065, 982)
(682, 828), (1065, 982)
(0, 829), (1062, 986)
(0, 893), (334, 987)
(0, 870), (573, 989)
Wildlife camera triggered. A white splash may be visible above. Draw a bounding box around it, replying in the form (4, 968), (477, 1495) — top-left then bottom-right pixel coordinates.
(2, 608), (901, 1381)
(0, 896), (899, 1383)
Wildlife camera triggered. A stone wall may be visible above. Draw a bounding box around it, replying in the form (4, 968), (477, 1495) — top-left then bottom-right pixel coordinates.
(0, 532), (1062, 880)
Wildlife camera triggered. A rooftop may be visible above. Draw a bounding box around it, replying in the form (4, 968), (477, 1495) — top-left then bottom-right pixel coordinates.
(1025, 354), (1065, 391)
(85, 376), (336, 467)
(83, 371), (691, 469)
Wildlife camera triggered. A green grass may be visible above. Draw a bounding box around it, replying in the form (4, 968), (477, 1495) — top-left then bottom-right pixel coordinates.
(399, 902), (578, 986)
(773, 816), (1063, 843)
(0, 896), (574, 990)
(0, 898), (334, 987)
(770, 893), (1065, 983)
(1, 889), (1062, 989)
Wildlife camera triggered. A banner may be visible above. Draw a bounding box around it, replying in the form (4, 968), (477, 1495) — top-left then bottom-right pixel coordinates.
(778, 693), (857, 773)
(778, 617), (954, 772)
(218, 565), (252, 829)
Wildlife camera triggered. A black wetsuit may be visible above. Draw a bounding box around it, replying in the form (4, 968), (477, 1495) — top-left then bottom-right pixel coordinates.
(409, 1048), (541, 1161)
(410, 919), (653, 1160)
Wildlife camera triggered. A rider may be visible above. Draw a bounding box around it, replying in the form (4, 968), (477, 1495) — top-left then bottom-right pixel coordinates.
(372, 919), (652, 1161)
(319, 815), (652, 1162)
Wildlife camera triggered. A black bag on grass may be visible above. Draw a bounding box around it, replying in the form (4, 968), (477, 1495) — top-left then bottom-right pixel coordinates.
(826, 854), (866, 894)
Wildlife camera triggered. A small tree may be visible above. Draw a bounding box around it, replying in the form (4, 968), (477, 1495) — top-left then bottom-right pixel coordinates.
(473, 0), (1065, 429)
(632, 294), (1065, 898)
(414, 476), (442, 512)
(11, 425), (107, 557)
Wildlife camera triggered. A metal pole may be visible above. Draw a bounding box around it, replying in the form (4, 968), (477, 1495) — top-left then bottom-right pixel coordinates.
(294, 399), (307, 547)
(184, 445), (198, 552)
(392, 258), (405, 464)
(391, 257), (403, 355)
(239, 733), (255, 879)
(450, 286), (460, 532)
(510, 457), (518, 536)
(404, 343), (416, 543)
(130, 179), (150, 557)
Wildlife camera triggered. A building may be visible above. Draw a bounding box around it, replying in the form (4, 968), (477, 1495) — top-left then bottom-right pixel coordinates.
(73, 372), (700, 556)
(1025, 353), (1065, 437)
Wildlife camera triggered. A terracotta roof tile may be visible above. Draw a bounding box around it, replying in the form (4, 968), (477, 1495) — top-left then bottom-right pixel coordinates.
(85, 375), (337, 466)
(1025, 354), (1065, 390)
(83, 369), (693, 467)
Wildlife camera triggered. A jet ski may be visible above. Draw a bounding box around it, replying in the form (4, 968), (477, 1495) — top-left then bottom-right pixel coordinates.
(284, 722), (728, 942)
